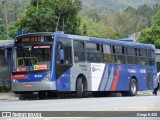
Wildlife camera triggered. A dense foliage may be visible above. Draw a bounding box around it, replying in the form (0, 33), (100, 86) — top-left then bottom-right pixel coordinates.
(79, 17), (118, 39)
(0, 0), (160, 41)
(0, 86), (11, 92)
(81, 3), (159, 38)
(139, 5), (160, 48)
(81, 0), (160, 13)
(0, 18), (6, 39)
(0, 0), (30, 38)
(10, 0), (82, 35)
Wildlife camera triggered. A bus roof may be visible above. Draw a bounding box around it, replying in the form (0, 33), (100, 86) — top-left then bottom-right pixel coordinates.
(15, 32), (155, 50)
(16, 32), (54, 38)
(66, 33), (155, 50)
(0, 40), (13, 48)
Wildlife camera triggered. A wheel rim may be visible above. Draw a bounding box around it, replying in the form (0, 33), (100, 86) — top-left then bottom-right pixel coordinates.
(82, 84), (84, 92)
(131, 82), (136, 93)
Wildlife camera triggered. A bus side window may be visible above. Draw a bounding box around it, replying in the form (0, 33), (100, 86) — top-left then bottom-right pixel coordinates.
(56, 44), (64, 64)
(73, 40), (85, 63)
(64, 46), (72, 64)
(102, 44), (113, 63)
(148, 49), (155, 66)
(126, 47), (138, 65)
(139, 49), (148, 66)
(56, 37), (72, 65)
(56, 44), (72, 65)
(59, 45), (64, 64)
(86, 42), (101, 62)
(135, 48), (138, 56)
(113, 45), (126, 64)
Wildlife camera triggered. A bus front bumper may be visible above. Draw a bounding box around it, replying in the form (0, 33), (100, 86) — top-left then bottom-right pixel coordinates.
(11, 81), (56, 92)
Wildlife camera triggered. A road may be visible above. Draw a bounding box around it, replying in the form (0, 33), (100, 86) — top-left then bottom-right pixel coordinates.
(0, 93), (160, 119)
(0, 95), (160, 111)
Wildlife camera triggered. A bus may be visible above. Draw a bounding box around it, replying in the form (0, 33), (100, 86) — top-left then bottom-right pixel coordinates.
(11, 32), (157, 99)
(0, 40), (13, 86)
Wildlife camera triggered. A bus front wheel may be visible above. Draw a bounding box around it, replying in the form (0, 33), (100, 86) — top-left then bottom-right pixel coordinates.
(47, 91), (57, 98)
(76, 78), (83, 98)
(38, 91), (46, 99)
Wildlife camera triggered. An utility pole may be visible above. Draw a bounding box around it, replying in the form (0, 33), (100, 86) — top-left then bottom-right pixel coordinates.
(2, 0), (9, 39)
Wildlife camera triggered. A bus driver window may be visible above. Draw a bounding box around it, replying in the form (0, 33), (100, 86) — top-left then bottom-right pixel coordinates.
(58, 45), (64, 64)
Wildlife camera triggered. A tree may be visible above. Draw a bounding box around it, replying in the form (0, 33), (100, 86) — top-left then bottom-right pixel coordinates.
(0, 0), (31, 24)
(80, 7), (100, 22)
(101, 11), (148, 38)
(99, 4), (159, 38)
(139, 5), (160, 48)
(79, 17), (118, 39)
(0, 18), (7, 40)
(9, 0), (82, 35)
(125, 4), (159, 26)
(0, 0), (31, 38)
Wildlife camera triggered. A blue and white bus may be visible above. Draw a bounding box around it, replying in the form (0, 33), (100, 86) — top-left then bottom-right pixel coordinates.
(11, 32), (157, 99)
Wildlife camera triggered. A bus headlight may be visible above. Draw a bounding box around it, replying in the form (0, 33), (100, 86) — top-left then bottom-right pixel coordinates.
(42, 74), (50, 82)
(12, 79), (17, 82)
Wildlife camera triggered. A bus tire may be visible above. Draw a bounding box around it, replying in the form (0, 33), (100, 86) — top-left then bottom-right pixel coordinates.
(82, 78), (88, 98)
(92, 92), (100, 97)
(47, 91), (57, 98)
(76, 78), (83, 98)
(128, 78), (137, 96)
(38, 91), (46, 99)
(121, 91), (128, 96)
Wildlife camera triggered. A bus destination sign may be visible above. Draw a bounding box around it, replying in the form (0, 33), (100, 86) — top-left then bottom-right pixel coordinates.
(21, 37), (41, 43)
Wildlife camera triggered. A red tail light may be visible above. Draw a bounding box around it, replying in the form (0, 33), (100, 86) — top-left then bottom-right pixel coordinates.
(10, 75), (26, 80)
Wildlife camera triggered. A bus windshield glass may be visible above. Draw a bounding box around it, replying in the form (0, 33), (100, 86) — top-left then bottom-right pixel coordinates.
(13, 45), (51, 72)
(13, 45), (52, 72)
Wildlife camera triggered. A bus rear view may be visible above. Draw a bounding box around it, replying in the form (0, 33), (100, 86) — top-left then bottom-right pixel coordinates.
(11, 33), (55, 99)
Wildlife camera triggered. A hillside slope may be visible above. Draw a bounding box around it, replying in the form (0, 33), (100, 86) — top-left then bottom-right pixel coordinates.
(81, 0), (160, 13)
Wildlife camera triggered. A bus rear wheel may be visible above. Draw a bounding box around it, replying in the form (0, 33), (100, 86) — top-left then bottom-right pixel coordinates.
(121, 78), (137, 96)
(127, 78), (137, 96)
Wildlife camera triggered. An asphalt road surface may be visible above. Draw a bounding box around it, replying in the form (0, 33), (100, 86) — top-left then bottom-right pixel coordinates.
(0, 92), (160, 120)
(0, 95), (160, 111)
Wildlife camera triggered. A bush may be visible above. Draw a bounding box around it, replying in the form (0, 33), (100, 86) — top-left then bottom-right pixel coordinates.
(0, 86), (11, 92)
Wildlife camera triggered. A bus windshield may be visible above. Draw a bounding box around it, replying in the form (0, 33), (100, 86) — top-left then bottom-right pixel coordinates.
(13, 45), (52, 72)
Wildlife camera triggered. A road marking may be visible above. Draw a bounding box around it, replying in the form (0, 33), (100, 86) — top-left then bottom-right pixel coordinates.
(147, 104), (156, 107)
(89, 107), (120, 111)
(110, 107), (120, 111)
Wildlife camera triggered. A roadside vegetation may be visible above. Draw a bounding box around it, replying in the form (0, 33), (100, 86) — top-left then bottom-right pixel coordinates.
(0, 0), (160, 44)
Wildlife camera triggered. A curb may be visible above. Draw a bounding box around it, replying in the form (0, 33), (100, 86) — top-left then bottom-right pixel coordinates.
(0, 92), (19, 101)
(138, 90), (160, 96)
(0, 91), (159, 101)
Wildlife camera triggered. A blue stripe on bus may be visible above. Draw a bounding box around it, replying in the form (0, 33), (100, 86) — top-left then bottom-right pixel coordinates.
(56, 69), (71, 91)
(104, 64), (113, 91)
(98, 64), (107, 91)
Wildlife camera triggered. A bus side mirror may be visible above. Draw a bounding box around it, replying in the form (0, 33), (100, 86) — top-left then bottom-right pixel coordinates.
(59, 45), (64, 64)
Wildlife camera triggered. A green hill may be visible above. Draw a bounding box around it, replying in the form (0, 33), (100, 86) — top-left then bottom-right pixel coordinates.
(81, 0), (160, 13)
